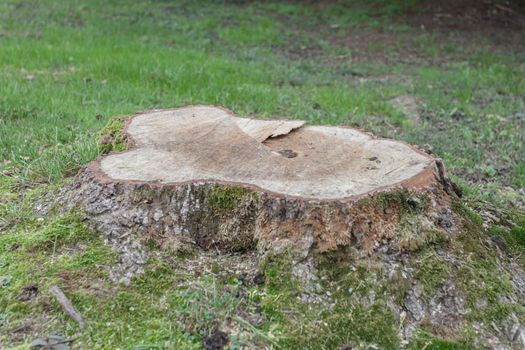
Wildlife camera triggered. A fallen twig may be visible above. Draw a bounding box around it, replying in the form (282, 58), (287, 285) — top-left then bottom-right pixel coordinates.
(49, 285), (86, 328)
(494, 3), (517, 14)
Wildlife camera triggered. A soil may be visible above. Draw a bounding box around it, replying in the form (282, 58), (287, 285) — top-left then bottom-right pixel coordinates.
(406, 0), (525, 33)
(279, 0), (525, 64)
(203, 330), (229, 350)
(17, 283), (38, 302)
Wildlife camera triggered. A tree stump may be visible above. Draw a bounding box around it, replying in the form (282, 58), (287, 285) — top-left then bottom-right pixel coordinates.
(66, 106), (458, 263)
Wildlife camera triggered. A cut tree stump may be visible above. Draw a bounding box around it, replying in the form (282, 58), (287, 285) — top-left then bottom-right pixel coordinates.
(64, 106), (458, 269)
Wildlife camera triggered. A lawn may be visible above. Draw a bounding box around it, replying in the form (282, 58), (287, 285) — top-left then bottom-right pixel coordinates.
(1, 0), (524, 349)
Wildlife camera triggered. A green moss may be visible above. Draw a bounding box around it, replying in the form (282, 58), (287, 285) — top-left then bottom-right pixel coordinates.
(168, 276), (246, 336)
(378, 190), (431, 214)
(409, 208), (523, 329)
(23, 213), (92, 252)
(259, 250), (301, 328)
(396, 215), (449, 252)
(0, 208), (202, 349)
(457, 253), (518, 323)
(207, 185), (259, 212)
(358, 189), (431, 216)
(314, 247), (355, 280)
(355, 189), (444, 252)
(489, 210), (525, 252)
(98, 116), (128, 154)
(261, 251), (401, 349)
(413, 248), (451, 299)
(506, 224), (525, 250)
(132, 255), (180, 295)
(261, 250), (295, 295)
(453, 200), (483, 228)
(447, 214), (525, 327)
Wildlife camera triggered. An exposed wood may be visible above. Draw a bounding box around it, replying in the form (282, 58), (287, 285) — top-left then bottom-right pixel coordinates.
(49, 285), (86, 328)
(100, 106), (437, 199)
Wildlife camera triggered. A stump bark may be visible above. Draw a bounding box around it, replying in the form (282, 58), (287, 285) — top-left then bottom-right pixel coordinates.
(66, 106), (457, 261)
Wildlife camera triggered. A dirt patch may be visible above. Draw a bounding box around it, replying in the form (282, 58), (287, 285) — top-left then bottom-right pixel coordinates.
(403, 0), (525, 55)
(277, 0), (525, 65)
(204, 330), (229, 350)
(17, 283), (39, 302)
(281, 26), (437, 65)
(407, 0), (525, 33)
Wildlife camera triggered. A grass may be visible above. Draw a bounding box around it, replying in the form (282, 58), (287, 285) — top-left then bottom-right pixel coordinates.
(1, 0), (525, 348)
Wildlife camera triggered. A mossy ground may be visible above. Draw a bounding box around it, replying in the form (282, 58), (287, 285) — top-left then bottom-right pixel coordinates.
(1, 0), (524, 348)
(1, 170), (524, 349)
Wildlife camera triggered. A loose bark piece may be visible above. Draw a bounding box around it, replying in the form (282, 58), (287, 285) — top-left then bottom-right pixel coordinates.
(233, 117), (305, 142)
(49, 285), (85, 328)
(64, 105), (457, 262)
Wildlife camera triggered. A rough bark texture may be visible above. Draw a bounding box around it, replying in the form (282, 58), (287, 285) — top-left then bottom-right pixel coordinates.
(56, 106), (459, 283)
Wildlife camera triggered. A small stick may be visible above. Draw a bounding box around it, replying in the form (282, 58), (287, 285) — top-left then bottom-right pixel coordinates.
(49, 285), (86, 328)
(495, 3), (517, 14)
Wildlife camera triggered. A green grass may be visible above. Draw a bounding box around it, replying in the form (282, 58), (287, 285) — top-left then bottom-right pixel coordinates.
(1, 0), (525, 348)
